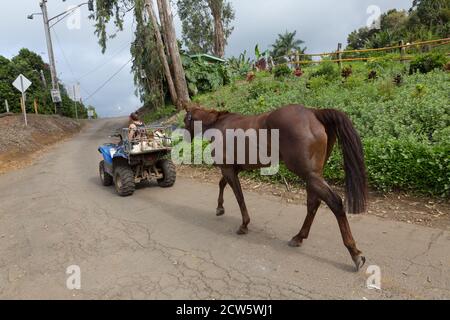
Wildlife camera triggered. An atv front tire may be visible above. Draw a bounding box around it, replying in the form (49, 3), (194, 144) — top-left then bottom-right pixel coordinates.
(157, 159), (176, 188)
(114, 165), (135, 196)
(99, 160), (113, 186)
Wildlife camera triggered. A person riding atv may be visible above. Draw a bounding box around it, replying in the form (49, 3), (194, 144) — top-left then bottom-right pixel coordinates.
(98, 114), (176, 196)
(128, 112), (145, 141)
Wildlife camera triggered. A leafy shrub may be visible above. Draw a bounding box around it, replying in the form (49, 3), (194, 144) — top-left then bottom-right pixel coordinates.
(273, 65), (292, 79)
(409, 52), (448, 74)
(311, 62), (339, 81)
(377, 79), (396, 100)
(248, 80), (270, 100)
(308, 76), (330, 90)
(341, 76), (363, 89)
(294, 68), (304, 77)
(341, 66), (353, 79)
(393, 74), (403, 86)
(183, 56), (231, 95)
(246, 71), (256, 82)
(228, 51), (252, 78)
(363, 138), (450, 197)
(412, 83), (427, 98)
(368, 70), (378, 80)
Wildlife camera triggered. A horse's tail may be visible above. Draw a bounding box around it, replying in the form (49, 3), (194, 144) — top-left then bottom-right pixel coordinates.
(314, 109), (367, 214)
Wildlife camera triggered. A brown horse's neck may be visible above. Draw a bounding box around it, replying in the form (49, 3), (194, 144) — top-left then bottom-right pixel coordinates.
(203, 112), (235, 132)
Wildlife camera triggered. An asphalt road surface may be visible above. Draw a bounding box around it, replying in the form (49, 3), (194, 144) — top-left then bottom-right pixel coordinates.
(0, 118), (448, 299)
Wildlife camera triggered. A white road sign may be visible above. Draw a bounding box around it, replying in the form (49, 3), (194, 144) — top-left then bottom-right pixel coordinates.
(12, 74), (32, 93)
(71, 83), (81, 102)
(51, 89), (62, 103)
(12, 74), (31, 126)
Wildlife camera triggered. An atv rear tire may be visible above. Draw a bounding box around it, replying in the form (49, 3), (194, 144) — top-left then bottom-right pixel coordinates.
(99, 160), (113, 186)
(157, 159), (176, 188)
(114, 165), (135, 196)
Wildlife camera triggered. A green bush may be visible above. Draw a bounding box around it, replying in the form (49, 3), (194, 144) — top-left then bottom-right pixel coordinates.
(273, 65), (292, 78)
(363, 138), (450, 196)
(228, 51), (252, 78)
(247, 79), (284, 100)
(311, 62), (340, 81)
(183, 56), (231, 95)
(409, 52), (448, 74)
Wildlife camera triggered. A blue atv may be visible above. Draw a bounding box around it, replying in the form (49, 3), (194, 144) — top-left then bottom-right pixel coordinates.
(98, 126), (176, 196)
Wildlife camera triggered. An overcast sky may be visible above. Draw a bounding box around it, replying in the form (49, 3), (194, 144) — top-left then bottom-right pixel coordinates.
(1, 0), (412, 117)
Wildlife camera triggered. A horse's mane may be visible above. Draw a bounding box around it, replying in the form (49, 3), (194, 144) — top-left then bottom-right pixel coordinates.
(188, 102), (231, 118)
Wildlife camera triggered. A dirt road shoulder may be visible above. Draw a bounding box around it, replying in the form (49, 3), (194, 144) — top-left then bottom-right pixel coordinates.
(0, 114), (84, 174)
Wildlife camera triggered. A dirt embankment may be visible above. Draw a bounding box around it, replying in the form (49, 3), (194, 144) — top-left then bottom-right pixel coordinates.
(0, 114), (82, 174)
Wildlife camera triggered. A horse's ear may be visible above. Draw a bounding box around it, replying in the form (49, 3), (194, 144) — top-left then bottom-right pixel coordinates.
(183, 101), (200, 112)
(182, 101), (190, 111)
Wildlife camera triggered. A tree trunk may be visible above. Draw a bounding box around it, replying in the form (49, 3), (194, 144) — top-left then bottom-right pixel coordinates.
(213, 14), (225, 58)
(144, 0), (178, 108)
(208, 0), (225, 58)
(156, 0), (190, 109)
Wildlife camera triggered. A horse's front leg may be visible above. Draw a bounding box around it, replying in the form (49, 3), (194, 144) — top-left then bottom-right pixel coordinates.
(221, 167), (250, 235)
(216, 176), (227, 216)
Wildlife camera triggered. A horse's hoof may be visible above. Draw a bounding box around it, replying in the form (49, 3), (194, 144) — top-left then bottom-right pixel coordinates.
(236, 226), (248, 235)
(288, 238), (302, 247)
(352, 255), (366, 272)
(216, 208), (225, 216)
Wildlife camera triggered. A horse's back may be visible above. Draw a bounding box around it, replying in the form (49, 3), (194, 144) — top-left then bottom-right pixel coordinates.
(266, 105), (329, 176)
(266, 105), (324, 136)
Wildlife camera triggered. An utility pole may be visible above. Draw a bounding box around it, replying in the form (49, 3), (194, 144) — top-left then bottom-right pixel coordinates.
(40, 0), (61, 115)
(73, 84), (79, 120)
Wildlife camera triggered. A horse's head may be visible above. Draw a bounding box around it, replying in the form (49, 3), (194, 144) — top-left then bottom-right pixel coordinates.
(183, 103), (228, 137)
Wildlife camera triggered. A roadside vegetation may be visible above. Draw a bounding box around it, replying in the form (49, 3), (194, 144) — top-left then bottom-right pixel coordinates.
(190, 56), (449, 198)
(0, 49), (96, 118)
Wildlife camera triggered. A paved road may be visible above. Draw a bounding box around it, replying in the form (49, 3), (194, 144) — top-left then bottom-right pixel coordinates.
(0, 118), (448, 300)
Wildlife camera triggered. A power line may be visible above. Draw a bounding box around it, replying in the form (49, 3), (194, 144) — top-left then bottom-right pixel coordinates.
(52, 28), (77, 82)
(77, 41), (132, 80)
(84, 57), (132, 102)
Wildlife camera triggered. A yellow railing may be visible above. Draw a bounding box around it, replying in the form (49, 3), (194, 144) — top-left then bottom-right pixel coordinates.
(272, 37), (450, 66)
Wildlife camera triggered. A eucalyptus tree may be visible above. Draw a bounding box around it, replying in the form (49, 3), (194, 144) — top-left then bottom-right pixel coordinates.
(177, 0), (234, 57)
(91, 0), (189, 109)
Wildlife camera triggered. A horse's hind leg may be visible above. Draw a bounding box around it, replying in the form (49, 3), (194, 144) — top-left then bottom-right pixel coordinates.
(307, 174), (365, 271)
(221, 167), (250, 235)
(288, 189), (321, 247)
(216, 176), (227, 216)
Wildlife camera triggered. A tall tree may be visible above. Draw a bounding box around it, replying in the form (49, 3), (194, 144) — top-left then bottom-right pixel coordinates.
(92, 0), (189, 109)
(177, 0), (214, 54)
(177, 0), (234, 57)
(271, 31), (306, 63)
(206, 0), (235, 58)
(156, 0), (190, 108)
(410, 0), (450, 28)
(346, 1), (449, 49)
(143, 0), (178, 107)
(131, 0), (170, 109)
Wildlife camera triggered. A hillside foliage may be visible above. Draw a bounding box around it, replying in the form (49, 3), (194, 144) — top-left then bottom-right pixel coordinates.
(192, 57), (449, 197)
(0, 49), (92, 118)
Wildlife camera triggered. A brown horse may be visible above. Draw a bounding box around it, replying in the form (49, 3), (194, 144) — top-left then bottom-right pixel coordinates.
(183, 104), (368, 271)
